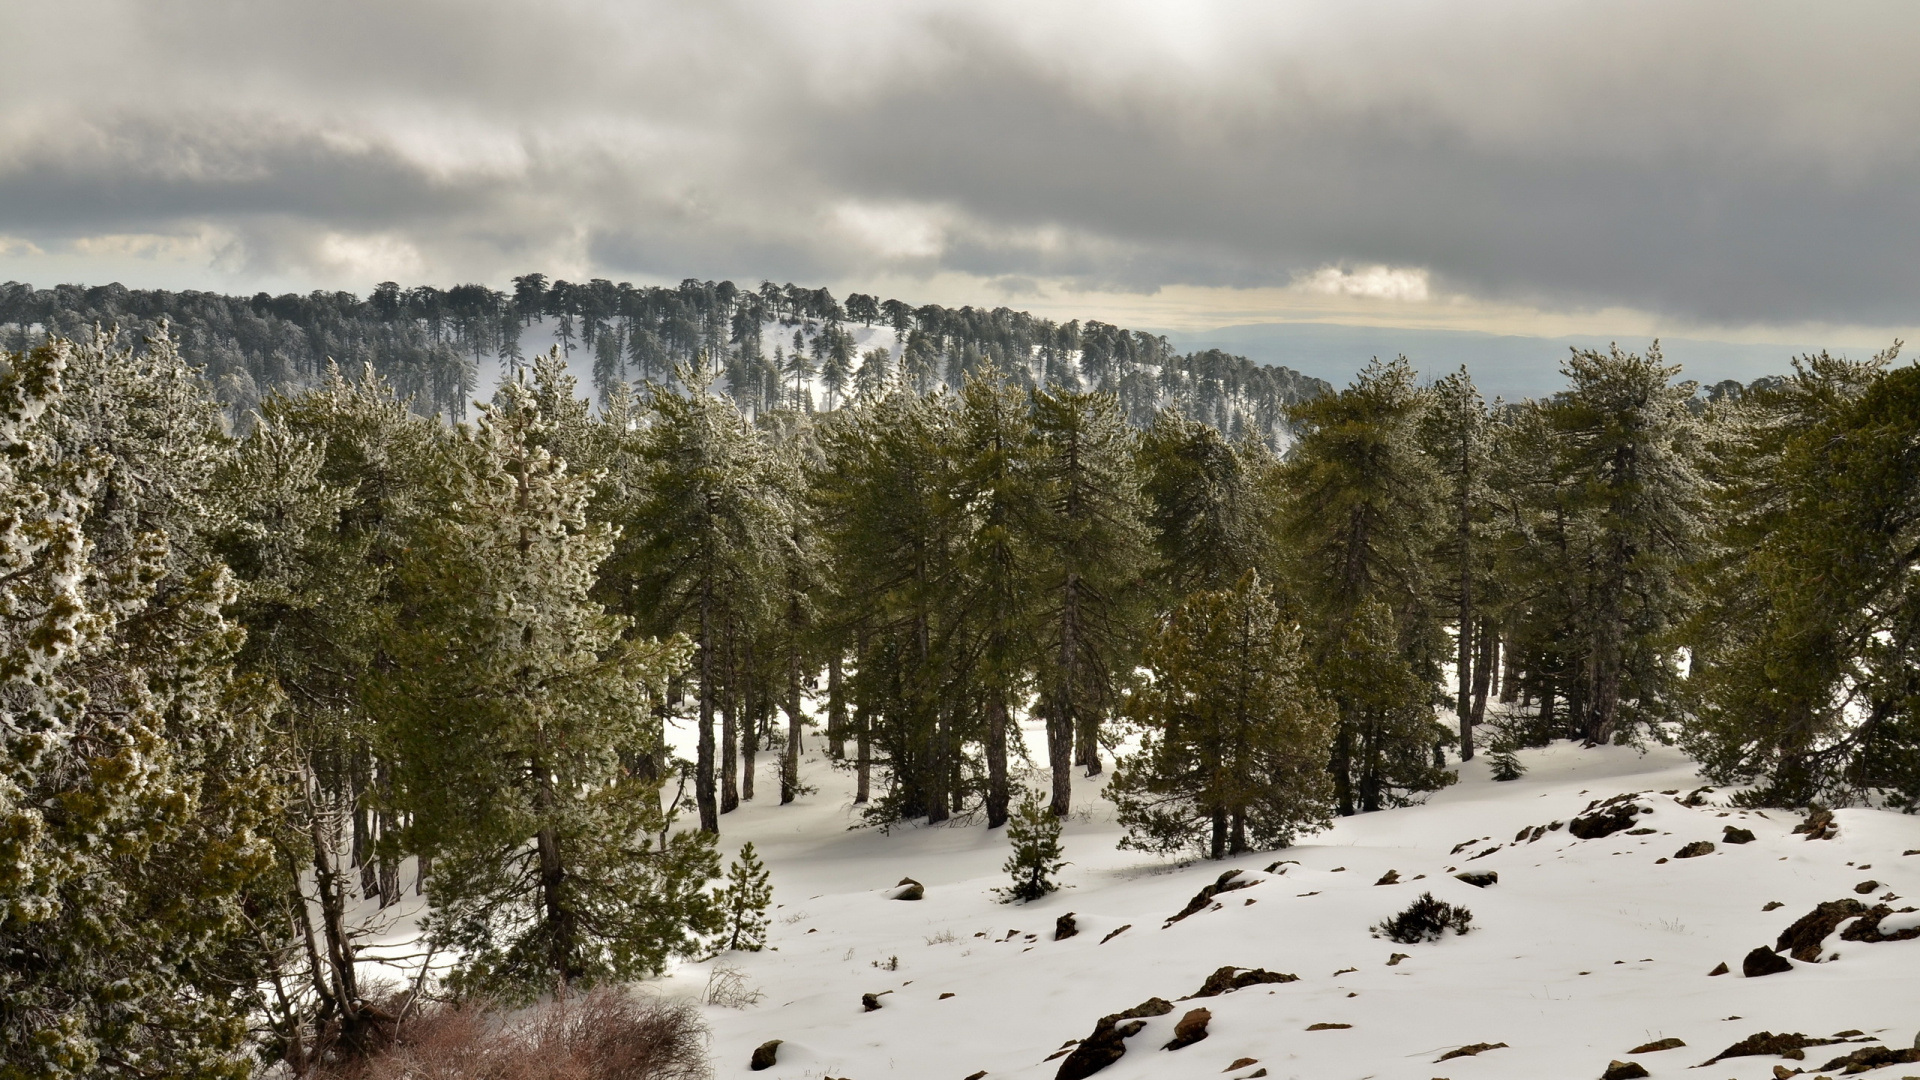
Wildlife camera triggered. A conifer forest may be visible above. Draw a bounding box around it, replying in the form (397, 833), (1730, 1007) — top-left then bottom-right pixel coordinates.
(4, 276), (1920, 1078)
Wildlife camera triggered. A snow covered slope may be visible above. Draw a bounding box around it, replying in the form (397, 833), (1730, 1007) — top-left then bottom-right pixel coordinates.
(678, 725), (1920, 1080)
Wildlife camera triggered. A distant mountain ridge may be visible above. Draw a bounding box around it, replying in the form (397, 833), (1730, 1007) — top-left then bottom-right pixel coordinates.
(0, 278), (1328, 447)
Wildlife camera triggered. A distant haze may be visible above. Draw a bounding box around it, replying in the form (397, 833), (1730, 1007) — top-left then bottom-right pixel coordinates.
(1162, 323), (1896, 400)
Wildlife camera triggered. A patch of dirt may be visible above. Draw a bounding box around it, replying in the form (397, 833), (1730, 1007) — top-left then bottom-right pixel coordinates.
(1435, 1041), (1508, 1062)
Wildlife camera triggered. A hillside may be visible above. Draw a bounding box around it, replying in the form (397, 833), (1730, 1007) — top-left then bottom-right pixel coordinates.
(661, 729), (1920, 1080)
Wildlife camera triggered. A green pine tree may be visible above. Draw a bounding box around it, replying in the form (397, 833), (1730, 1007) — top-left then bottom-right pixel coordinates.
(1108, 573), (1337, 858)
(716, 842), (773, 951)
(997, 790), (1067, 903)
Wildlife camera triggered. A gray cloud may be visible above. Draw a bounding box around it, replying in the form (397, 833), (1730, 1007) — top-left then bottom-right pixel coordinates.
(3, 0), (1918, 326)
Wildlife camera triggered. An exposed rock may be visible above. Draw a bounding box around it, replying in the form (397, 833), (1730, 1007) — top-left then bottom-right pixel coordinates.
(1703, 1031), (1840, 1064)
(1166, 870), (1256, 925)
(1707, 961), (1729, 976)
(1838, 904), (1920, 944)
(1224, 1058), (1258, 1071)
(964, 1072), (987, 1080)
(888, 877), (924, 901)
(1162, 1008), (1211, 1050)
(1187, 966), (1299, 998)
(1629, 1037), (1686, 1053)
(1600, 1060), (1649, 1080)
(1792, 804), (1837, 840)
(861, 992), (883, 1011)
(1055, 913), (1079, 941)
(1743, 946), (1793, 977)
(1814, 1044), (1920, 1073)
(1098, 924), (1131, 944)
(1627, 827), (1657, 835)
(1305, 1022), (1351, 1030)
(1054, 998), (1173, 1080)
(1763, 901), (1784, 911)
(1386, 952), (1410, 966)
(750, 1039), (783, 1070)
(1775, 899), (1867, 961)
(1435, 1041), (1508, 1061)
(1570, 795), (1645, 840)
(1454, 871), (1498, 888)
(1853, 879), (1880, 894)
(1674, 840), (1716, 859)
(1723, 825), (1757, 844)
(1374, 869), (1400, 885)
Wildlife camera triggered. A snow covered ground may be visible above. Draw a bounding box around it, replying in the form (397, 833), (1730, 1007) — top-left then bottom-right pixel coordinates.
(676, 720), (1920, 1080)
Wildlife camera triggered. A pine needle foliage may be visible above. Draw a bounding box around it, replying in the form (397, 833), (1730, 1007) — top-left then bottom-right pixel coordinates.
(1109, 573), (1337, 858)
(997, 790), (1068, 903)
(716, 842), (773, 951)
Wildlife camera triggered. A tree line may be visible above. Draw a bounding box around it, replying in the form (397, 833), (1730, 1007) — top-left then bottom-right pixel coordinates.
(0, 277), (1329, 446)
(4, 313), (1918, 1078)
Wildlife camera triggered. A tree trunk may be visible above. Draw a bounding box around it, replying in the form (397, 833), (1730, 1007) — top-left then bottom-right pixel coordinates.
(985, 692), (1010, 828)
(535, 825), (579, 984)
(696, 586), (719, 833)
(1050, 571), (1080, 816)
(721, 617), (740, 814)
(854, 701), (871, 805)
(1210, 806), (1227, 860)
(1332, 717), (1354, 816)
(781, 634), (803, 804)
(1456, 495), (1474, 760)
(1470, 618), (1495, 724)
(826, 652), (846, 759)
(740, 637), (757, 803)
(1230, 810), (1248, 856)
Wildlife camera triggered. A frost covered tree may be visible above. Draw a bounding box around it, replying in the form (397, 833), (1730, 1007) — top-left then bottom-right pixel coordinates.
(0, 335), (278, 1079)
(378, 377), (718, 1000)
(1108, 574), (1336, 858)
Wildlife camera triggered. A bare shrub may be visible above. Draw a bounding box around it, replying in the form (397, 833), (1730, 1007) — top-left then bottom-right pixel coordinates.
(703, 965), (764, 1009)
(329, 987), (709, 1080)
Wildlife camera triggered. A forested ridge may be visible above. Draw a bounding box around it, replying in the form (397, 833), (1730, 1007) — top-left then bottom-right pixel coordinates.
(0, 277), (1328, 445)
(3, 292), (1920, 1078)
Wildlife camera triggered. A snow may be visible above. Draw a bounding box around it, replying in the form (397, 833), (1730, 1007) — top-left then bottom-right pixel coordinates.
(667, 722), (1920, 1079)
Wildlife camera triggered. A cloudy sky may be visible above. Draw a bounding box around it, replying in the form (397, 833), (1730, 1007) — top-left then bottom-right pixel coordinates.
(4, 0), (1916, 356)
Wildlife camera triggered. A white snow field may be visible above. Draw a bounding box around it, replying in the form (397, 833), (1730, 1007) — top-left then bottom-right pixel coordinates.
(679, 724), (1920, 1080)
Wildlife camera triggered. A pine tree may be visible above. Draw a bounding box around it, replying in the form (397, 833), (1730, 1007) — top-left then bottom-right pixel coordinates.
(716, 842), (773, 951)
(997, 790), (1067, 903)
(605, 367), (785, 833)
(953, 368), (1044, 827)
(378, 377), (719, 999)
(1108, 574), (1337, 857)
(1137, 409), (1275, 605)
(1419, 368), (1491, 760)
(1545, 344), (1704, 744)
(1281, 357), (1451, 814)
(1031, 386), (1150, 814)
(1684, 347), (1920, 806)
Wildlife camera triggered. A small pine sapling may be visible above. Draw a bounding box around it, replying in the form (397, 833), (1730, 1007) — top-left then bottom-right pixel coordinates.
(1373, 892), (1474, 943)
(997, 791), (1068, 903)
(717, 842), (773, 951)
(1484, 715), (1527, 781)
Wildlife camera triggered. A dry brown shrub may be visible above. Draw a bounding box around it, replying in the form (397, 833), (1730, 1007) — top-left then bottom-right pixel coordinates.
(327, 988), (708, 1080)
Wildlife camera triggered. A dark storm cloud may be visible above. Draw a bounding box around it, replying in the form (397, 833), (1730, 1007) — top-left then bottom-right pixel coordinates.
(3, 0), (1918, 325)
